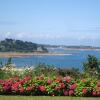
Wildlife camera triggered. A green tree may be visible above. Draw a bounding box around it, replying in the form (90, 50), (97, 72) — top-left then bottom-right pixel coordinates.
(5, 57), (13, 69)
(83, 55), (100, 77)
(0, 61), (3, 68)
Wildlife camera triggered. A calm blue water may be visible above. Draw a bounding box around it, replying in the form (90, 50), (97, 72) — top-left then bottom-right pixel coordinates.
(0, 49), (100, 70)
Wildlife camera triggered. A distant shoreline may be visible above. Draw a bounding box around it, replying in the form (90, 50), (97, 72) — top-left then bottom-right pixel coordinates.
(48, 47), (100, 50)
(0, 52), (72, 58)
(0, 48), (99, 58)
(64, 48), (100, 51)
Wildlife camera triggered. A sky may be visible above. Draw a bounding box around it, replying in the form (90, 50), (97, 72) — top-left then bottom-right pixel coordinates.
(0, 0), (100, 46)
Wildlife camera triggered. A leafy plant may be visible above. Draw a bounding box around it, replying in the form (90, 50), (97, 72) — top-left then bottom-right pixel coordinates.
(83, 55), (100, 78)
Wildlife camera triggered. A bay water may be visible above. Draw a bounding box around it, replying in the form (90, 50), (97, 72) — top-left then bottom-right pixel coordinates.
(0, 49), (100, 70)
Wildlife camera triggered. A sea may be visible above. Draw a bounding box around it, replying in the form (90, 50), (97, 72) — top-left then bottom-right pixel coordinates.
(0, 48), (100, 71)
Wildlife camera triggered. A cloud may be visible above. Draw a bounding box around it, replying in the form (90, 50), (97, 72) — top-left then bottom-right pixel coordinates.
(1, 32), (100, 40)
(0, 32), (100, 46)
(1, 32), (67, 40)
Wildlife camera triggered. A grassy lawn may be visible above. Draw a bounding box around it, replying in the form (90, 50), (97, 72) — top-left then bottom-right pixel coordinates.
(0, 96), (100, 100)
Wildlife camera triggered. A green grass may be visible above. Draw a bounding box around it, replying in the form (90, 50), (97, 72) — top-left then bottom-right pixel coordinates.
(0, 96), (100, 100)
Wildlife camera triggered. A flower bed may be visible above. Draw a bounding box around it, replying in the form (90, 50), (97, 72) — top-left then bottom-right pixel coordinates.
(0, 76), (100, 96)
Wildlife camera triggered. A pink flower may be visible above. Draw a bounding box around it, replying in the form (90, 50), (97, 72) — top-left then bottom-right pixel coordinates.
(54, 86), (60, 91)
(12, 87), (19, 92)
(0, 80), (5, 85)
(69, 90), (74, 95)
(24, 76), (31, 82)
(59, 83), (65, 88)
(47, 79), (52, 84)
(63, 76), (71, 83)
(20, 79), (25, 85)
(26, 86), (33, 91)
(3, 85), (11, 92)
(11, 82), (19, 92)
(97, 82), (100, 87)
(64, 91), (69, 96)
(39, 86), (46, 92)
(92, 92), (97, 96)
(55, 76), (62, 83)
(19, 87), (24, 93)
(82, 88), (87, 94)
(70, 84), (77, 90)
(7, 80), (13, 85)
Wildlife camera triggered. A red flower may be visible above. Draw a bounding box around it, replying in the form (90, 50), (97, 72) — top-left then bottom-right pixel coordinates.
(70, 84), (77, 90)
(19, 87), (24, 93)
(24, 76), (31, 82)
(63, 76), (71, 83)
(55, 77), (62, 83)
(11, 82), (19, 92)
(92, 91), (97, 96)
(54, 86), (60, 91)
(7, 80), (13, 85)
(82, 88), (87, 94)
(97, 82), (100, 87)
(20, 79), (25, 85)
(0, 80), (5, 85)
(3, 85), (11, 92)
(47, 79), (52, 84)
(59, 83), (65, 88)
(39, 86), (46, 92)
(64, 91), (69, 96)
(26, 86), (33, 91)
(69, 90), (74, 95)
(12, 87), (19, 92)
(66, 79), (71, 83)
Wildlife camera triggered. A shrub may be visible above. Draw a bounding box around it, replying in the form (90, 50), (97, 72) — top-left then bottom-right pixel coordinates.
(83, 55), (100, 78)
(0, 76), (100, 96)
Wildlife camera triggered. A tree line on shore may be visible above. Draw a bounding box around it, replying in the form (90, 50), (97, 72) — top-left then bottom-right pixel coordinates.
(0, 39), (48, 52)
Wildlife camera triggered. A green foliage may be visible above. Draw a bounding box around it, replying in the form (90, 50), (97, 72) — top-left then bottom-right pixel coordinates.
(0, 38), (48, 52)
(0, 69), (13, 79)
(0, 69), (6, 79)
(58, 67), (81, 79)
(83, 55), (100, 78)
(75, 79), (92, 96)
(0, 61), (3, 68)
(1, 76), (100, 96)
(33, 63), (58, 77)
(7, 57), (12, 65)
(5, 57), (13, 69)
(0, 55), (100, 80)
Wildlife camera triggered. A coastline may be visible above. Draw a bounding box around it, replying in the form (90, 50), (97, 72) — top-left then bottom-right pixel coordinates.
(0, 48), (99, 58)
(0, 52), (72, 58)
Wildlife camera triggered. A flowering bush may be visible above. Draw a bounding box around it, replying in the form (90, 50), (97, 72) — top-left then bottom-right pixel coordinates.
(0, 76), (100, 96)
(75, 78), (99, 97)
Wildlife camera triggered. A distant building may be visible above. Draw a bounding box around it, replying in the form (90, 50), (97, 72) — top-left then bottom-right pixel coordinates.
(37, 46), (43, 52)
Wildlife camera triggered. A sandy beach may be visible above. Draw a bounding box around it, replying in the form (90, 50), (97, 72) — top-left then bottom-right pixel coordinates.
(0, 52), (72, 58)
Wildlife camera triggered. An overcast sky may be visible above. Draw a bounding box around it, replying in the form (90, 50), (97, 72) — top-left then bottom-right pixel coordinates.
(0, 0), (100, 46)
